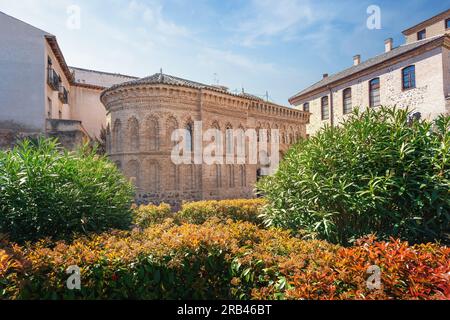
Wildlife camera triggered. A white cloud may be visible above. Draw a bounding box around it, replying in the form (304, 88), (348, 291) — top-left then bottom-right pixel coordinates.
(127, 0), (190, 38)
(232, 0), (318, 47)
(198, 47), (276, 74)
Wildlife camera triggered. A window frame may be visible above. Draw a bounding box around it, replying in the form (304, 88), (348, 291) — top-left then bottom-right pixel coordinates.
(417, 29), (426, 40)
(446, 18), (450, 30)
(342, 88), (352, 115)
(321, 96), (329, 120)
(303, 102), (310, 113)
(402, 65), (416, 90)
(369, 78), (381, 108)
(186, 122), (194, 152)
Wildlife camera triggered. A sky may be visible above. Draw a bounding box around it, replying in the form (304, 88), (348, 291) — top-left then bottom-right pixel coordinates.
(0, 0), (448, 105)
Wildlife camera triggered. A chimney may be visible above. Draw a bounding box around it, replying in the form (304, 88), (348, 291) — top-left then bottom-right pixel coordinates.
(323, 73), (329, 79)
(384, 38), (393, 52)
(353, 54), (361, 66)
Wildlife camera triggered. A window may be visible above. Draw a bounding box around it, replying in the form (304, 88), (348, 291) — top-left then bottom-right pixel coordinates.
(228, 165), (235, 187)
(402, 65), (416, 90)
(215, 165), (222, 188)
(417, 29), (426, 40)
(446, 18), (450, 29)
(321, 96), (329, 120)
(47, 98), (52, 118)
(343, 88), (352, 114)
(186, 122), (193, 152)
(369, 78), (380, 107)
(226, 124), (233, 154)
(303, 102), (310, 113)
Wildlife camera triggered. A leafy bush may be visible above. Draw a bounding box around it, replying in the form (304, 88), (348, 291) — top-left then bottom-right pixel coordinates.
(1, 221), (448, 300)
(177, 199), (267, 225)
(258, 107), (450, 245)
(0, 138), (134, 243)
(133, 203), (173, 228)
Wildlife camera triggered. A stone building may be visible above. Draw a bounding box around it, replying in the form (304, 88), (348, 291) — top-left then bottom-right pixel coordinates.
(289, 9), (450, 136)
(101, 73), (310, 207)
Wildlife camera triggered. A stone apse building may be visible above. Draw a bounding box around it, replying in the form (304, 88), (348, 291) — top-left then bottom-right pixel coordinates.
(101, 73), (310, 206)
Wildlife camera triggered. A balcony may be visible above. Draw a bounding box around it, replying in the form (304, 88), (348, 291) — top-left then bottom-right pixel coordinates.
(58, 86), (69, 104)
(46, 119), (90, 150)
(47, 68), (60, 91)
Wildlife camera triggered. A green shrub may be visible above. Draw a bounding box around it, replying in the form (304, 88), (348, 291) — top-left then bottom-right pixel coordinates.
(133, 203), (173, 228)
(0, 138), (134, 243)
(258, 107), (450, 245)
(177, 199), (267, 225)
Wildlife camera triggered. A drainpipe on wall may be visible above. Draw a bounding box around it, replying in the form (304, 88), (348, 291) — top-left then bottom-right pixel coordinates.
(327, 85), (334, 127)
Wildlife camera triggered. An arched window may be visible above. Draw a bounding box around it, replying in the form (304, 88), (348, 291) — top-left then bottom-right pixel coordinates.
(166, 117), (178, 147)
(148, 161), (160, 192)
(228, 165), (235, 187)
(128, 117), (139, 151)
(402, 65), (416, 90)
(148, 118), (159, 151)
(369, 78), (380, 107)
(113, 119), (122, 153)
(321, 96), (329, 120)
(239, 165), (246, 187)
(169, 164), (179, 191)
(215, 164), (222, 188)
(185, 164), (196, 190)
(126, 160), (140, 189)
(226, 124), (233, 154)
(343, 88), (352, 114)
(186, 122), (194, 152)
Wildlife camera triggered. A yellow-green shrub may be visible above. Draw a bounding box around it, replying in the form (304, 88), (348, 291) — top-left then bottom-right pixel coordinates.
(133, 203), (173, 228)
(177, 199), (267, 225)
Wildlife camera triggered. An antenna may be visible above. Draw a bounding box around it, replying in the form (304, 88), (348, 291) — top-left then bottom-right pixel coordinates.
(213, 73), (219, 85)
(265, 91), (269, 102)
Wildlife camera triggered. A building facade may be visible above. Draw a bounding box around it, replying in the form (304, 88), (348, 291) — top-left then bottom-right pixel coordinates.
(289, 10), (450, 136)
(101, 73), (309, 207)
(0, 11), (136, 149)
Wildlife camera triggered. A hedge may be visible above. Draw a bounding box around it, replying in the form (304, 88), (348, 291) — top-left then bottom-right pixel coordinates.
(258, 108), (450, 245)
(1, 220), (448, 300)
(0, 138), (134, 243)
(176, 199), (268, 225)
(132, 199), (268, 229)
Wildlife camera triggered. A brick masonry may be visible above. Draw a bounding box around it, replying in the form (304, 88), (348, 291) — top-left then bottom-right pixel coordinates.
(101, 83), (309, 208)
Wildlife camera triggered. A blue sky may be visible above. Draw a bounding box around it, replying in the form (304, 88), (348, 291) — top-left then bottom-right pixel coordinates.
(0, 0), (448, 104)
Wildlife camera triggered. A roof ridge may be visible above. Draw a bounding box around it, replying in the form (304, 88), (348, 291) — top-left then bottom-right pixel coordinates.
(289, 35), (447, 103)
(70, 66), (138, 79)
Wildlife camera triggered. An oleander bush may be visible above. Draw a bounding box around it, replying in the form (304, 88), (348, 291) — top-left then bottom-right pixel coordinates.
(1, 220), (448, 300)
(258, 107), (450, 245)
(176, 199), (268, 225)
(0, 138), (134, 243)
(133, 203), (173, 228)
